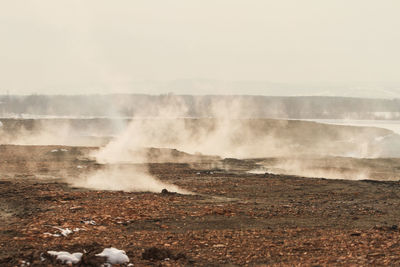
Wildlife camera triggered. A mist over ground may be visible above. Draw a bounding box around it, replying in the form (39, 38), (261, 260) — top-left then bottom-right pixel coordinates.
(2, 1), (400, 265)
(1, 95), (399, 158)
(1, 94), (400, 190)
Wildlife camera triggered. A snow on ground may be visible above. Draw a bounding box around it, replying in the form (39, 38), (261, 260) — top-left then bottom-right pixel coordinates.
(20, 260), (30, 266)
(44, 227), (81, 237)
(47, 251), (83, 265)
(44, 247), (128, 265)
(50, 148), (68, 153)
(43, 232), (61, 237)
(53, 227), (73, 237)
(96, 247), (130, 264)
(81, 219), (96, 225)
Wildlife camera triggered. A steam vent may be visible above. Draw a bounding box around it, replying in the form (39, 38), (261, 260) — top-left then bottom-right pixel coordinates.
(2, 1), (400, 265)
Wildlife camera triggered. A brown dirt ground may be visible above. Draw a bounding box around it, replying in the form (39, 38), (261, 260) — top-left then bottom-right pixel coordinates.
(1, 145), (400, 266)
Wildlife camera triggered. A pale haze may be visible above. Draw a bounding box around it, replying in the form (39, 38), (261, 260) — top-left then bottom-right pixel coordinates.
(0, 0), (399, 97)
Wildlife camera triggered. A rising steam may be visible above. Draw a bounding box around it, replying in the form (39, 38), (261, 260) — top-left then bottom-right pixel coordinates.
(1, 95), (399, 190)
(72, 165), (188, 193)
(77, 96), (195, 193)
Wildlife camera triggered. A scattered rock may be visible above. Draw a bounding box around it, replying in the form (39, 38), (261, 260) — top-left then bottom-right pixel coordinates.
(373, 225), (399, 231)
(142, 247), (172, 261)
(142, 247), (186, 261)
(161, 189), (177, 195)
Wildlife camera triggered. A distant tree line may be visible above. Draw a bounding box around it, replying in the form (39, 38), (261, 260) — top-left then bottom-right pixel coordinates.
(0, 94), (399, 120)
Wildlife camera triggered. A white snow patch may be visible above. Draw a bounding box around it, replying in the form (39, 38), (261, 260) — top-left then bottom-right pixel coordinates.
(20, 260), (30, 266)
(96, 247), (130, 264)
(47, 251), (83, 265)
(43, 232), (61, 237)
(53, 227), (73, 237)
(82, 219), (96, 225)
(51, 148), (68, 153)
(0, 121), (3, 127)
(47, 226), (80, 237)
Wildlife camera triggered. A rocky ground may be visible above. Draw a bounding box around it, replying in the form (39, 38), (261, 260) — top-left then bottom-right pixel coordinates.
(1, 145), (400, 266)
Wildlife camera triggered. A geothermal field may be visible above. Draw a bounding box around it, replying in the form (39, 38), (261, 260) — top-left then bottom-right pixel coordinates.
(1, 96), (400, 266)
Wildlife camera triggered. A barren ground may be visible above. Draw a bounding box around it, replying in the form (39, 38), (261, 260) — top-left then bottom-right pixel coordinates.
(1, 145), (400, 266)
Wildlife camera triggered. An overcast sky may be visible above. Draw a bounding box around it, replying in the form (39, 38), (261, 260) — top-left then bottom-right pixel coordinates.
(0, 0), (399, 95)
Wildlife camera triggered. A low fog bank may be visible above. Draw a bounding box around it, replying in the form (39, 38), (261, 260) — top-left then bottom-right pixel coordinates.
(307, 119), (400, 135)
(251, 156), (400, 181)
(94, 118), (399, 160)
(1, 94), (400, 120)
(1, 118), (398, 159)
(0, 118), (121, 147)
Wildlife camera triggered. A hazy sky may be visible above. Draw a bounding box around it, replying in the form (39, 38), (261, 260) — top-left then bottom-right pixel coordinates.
(1, 0), (399, 95)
